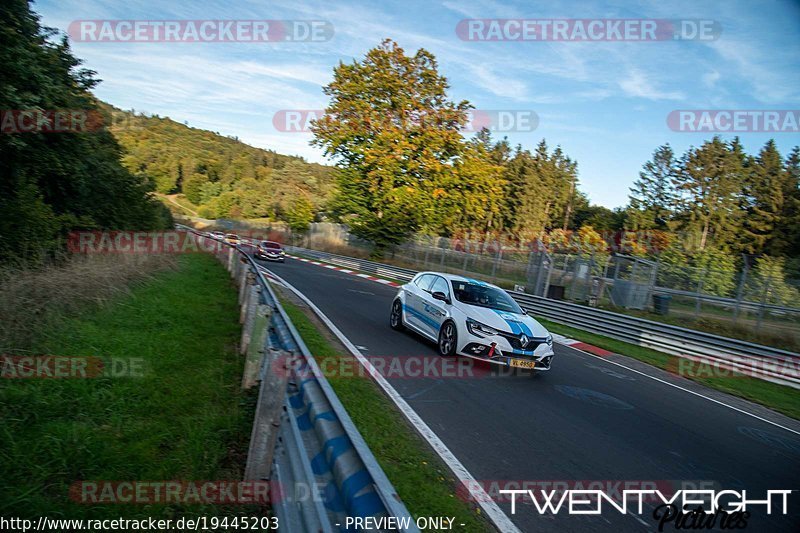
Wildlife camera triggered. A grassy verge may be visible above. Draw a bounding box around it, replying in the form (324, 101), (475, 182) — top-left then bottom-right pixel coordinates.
(0, 253), (256, 519)
(278, 297), (489, 532)
(539, 318), (800, 420)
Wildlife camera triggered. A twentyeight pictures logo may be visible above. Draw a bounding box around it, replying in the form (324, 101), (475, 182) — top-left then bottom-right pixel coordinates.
(456, 19), (721, 41)
(68, 20), (334, 42)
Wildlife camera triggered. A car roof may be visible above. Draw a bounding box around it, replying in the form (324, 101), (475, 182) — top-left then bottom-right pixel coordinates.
(414, 271), (497, 289)
(261, 240), (281, 246)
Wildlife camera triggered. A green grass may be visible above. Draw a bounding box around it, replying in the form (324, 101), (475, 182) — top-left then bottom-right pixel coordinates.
(0, 254), (256, 519)
(539, 318), (800, 420)
(279, 299), (490, 531)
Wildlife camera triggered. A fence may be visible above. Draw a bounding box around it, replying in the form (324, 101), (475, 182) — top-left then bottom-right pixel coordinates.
(180, 226), (418, 532)
(265, 224), (799, 347)
(184, 218), (799, 349)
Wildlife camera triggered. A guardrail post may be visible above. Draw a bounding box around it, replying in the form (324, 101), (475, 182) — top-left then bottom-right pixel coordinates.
(242, 301), (271, 389)
(733, 258), (749, 325)
(244, 348), (291, 480)
(240, 280), (259, 354)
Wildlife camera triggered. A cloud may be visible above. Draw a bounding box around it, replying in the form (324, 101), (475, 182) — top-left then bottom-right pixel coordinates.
(618, 69), (685, 101)
(707, 39), (800, 103)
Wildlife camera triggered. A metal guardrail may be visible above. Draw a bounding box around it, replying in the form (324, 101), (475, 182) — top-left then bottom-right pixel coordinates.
(285, 246), (799, 389)
(178, 227), (419, 532)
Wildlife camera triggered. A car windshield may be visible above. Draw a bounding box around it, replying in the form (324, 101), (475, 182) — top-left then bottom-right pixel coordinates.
(451, 280), (523, 314)
(262, 242), (281, 249)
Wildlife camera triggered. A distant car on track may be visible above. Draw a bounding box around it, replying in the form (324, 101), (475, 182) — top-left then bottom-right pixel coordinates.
(208, 231), (225, 240)
(254, 241), (286, 262)
(390, 272), (554, 370)
(224, 233), (242, 245)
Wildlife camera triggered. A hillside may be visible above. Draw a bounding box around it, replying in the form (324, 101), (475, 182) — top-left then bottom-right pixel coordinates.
(103, 104), (334, 221)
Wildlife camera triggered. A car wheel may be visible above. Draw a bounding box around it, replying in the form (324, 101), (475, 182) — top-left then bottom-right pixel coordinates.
(390, 299), (405, 331)
(437, 321), (457, 357)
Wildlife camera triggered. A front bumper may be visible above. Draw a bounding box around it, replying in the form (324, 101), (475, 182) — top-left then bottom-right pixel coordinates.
(459, 336), (555, 370)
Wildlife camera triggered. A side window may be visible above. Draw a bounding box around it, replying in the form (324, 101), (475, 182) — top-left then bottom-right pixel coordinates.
(429, 276), (450, 297)
(414, 274), (434, 291)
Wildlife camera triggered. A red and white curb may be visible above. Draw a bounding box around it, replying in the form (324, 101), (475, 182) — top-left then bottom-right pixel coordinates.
(287, 254), (401, 287)
(554, 334), (615, 357)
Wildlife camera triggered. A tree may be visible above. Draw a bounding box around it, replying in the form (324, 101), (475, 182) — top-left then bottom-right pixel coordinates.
(693, 247), (737, 297)
(0, 0), (171, 263)
(745, 255), (799, 305)
(742, 140), (787, 255)
(673, 137), (744, 252)
(436, 135), (505, 235)
(777, 147), (800, 257)
(503, 140), (580, 239)
(572, 205), (622, 231)
(287, 195), (314, 234)
(311, 39), (470, 253)
(628, 145), (677, 230)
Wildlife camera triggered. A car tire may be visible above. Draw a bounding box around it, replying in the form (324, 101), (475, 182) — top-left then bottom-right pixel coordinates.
(437, 320), (457, 357)
(390, 299), (405, 331)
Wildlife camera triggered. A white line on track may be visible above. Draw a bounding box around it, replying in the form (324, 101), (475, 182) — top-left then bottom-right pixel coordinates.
(556, 343), (800, 437)
(262, 267), (523, 533)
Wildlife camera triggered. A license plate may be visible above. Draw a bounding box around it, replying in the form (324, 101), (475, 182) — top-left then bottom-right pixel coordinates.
(509, 359), (536, 369)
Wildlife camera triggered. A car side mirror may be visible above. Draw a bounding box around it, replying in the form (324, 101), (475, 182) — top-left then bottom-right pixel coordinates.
(432, 291), (450, 304)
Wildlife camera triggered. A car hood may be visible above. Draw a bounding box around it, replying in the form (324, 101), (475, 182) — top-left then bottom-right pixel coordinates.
(460, 303), (549, 337)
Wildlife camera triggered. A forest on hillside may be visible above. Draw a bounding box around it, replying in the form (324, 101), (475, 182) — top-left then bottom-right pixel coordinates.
(107, 107), (334, 224)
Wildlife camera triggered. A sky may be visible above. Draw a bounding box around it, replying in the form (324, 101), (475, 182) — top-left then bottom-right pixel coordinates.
(34, 0), (800, 209)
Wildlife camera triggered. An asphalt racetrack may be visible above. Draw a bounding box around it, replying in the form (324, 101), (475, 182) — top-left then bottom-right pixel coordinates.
(254, 254), (800, 532)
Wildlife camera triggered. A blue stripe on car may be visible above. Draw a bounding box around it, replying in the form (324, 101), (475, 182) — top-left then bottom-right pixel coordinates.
(492, 309), (522, 335)
(402, 304), (439, 330)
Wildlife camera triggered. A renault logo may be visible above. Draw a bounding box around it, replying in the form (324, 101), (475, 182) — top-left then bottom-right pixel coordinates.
(519, 334), (529, 348)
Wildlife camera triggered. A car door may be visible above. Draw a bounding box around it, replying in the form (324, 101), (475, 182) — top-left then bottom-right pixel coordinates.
(405, 274), (434, 334)
(419, 275), (451, 337)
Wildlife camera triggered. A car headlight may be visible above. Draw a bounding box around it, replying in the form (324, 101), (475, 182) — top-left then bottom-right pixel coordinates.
(466, 318), (500, 337)
(546, 333), (553, 347)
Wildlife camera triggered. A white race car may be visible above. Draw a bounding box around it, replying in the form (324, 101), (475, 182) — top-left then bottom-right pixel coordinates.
(390, 272), (554, 370)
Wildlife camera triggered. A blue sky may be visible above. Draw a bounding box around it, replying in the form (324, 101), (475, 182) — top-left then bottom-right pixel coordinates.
(35, 0), (800, 209)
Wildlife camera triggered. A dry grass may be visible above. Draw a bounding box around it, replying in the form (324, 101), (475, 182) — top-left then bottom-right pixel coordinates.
(0, 253), (178, 352)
